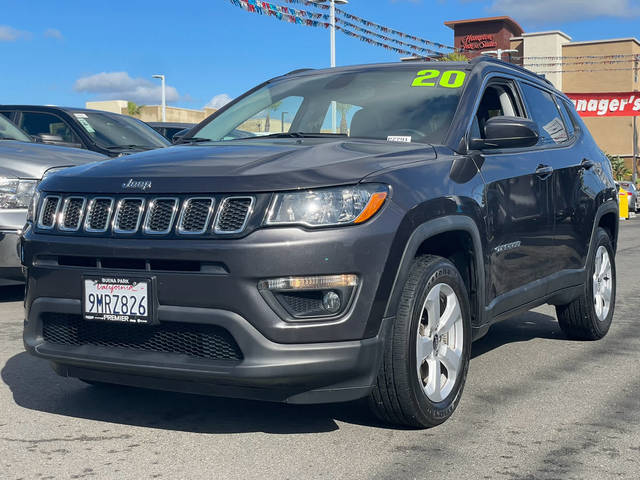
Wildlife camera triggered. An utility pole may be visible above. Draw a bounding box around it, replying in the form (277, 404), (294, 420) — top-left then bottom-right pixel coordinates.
(311, 0), (348, 133)
(633, 55), (638, 184)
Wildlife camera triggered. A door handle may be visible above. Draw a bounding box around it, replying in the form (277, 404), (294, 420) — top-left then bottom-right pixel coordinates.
(535, 164), (554, 178)
(580, 158), (595, 170)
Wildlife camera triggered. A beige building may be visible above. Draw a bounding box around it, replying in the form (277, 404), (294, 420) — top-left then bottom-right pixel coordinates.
(562, 38), (640, 174)
(85, 100), (217, 124)
(508, 33), (640, 178)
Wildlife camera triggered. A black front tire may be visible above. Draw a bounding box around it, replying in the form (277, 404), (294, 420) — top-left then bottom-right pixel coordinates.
(368, 255), (472, 428)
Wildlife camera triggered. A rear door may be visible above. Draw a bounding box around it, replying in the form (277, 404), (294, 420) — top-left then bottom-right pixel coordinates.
(472, 77), (556, 311)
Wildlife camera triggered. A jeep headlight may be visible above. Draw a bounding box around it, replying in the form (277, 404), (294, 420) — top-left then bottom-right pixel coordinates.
(0, 177), (38, 210)
(266, 184), (388, 227)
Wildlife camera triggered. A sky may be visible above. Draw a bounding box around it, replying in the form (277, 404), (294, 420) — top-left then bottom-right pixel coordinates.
(1, 0), (639, 111)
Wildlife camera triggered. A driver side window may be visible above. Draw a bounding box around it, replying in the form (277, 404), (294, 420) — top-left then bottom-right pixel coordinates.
(473, 82), (521, 140)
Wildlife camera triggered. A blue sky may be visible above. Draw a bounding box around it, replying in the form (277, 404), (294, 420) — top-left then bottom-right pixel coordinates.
(1, 0), (639, 110)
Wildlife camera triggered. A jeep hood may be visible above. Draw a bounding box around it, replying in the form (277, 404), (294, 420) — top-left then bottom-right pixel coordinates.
(0, 140), (107, 179)
(39, 139), (437, 194)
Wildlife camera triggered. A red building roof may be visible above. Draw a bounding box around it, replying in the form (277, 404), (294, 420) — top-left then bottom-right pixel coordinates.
(444, 16), (524, 37)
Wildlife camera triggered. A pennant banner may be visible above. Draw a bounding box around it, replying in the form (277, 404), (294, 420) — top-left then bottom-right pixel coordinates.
(228, 0), (330, 27)
(335, 7), (462, 52)
(336, 18), (445, 56)
(566, 92), (640, 117)
(515, 54), (640, 61)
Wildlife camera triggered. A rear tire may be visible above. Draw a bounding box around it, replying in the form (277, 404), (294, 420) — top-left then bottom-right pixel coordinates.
(368, 255), (471, 428)
(555, 227), (615, 340)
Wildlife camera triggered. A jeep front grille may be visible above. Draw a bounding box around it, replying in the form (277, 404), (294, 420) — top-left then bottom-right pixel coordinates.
(214, 197), (254, 234)
(177, 198), (215, 234)
(85, 198), (114, 232)
(113, 198), (145, 233)
(37, 194), (254, 237)
(143, 198), (178, 234)
(59, 197), (86, 231)
(38, 195), (61, 229)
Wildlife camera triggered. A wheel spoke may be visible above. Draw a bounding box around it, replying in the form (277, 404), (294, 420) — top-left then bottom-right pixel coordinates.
(426, 357), (442, 402)
(424, 284), (441, 333)
(437, 293), (461, 335)
(594, 251), (602, 280)
(439, 346), (461, 381)
(417, 335), (433, 363)
(600, 251), (610, 278)
(602, 281), (612, 301)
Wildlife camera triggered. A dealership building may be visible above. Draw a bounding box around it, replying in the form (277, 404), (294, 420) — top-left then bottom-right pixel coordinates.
(445, 16), (640, 180)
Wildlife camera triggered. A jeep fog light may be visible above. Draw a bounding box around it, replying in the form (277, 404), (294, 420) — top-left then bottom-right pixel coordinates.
(258, 274), (359, 321)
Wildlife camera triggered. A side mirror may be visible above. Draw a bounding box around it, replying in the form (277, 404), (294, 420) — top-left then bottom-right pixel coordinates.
(469, 116), (539, 151)
(172, 128), (190, 144)
(37, 133), (65, 144)
(36, 133), (82, 149)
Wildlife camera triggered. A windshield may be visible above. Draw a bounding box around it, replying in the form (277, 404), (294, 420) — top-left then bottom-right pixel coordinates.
(0, 114), (32, 142)
(71, 111), (170, 149)
(192, 66), (466, 144)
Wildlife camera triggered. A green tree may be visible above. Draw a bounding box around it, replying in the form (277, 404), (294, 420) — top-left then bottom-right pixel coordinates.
(606, 153), (630, 181)
(436, 52), (469, 62)
(127, 101), (142, 116)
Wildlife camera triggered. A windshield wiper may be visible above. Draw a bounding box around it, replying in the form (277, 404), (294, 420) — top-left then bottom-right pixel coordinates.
(104, 144), (152, 150)
(180, 137), (213, 143)
(231, 132), (348, 140)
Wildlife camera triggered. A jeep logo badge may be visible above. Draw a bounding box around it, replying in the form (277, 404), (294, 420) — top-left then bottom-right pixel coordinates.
(122, 179), (152, 191)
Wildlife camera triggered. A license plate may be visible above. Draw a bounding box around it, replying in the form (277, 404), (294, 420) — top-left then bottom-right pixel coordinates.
(82, 276), (153, 324)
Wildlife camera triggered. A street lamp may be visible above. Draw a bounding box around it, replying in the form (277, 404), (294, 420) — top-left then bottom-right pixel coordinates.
(152, 74), (166, 122)
(311, 0), (348, 132)
(281, 112), (288, 133)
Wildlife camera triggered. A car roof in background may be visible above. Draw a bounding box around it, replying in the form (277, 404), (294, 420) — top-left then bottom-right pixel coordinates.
(147, 122), (195, 128)
(0, 105), (126, 117)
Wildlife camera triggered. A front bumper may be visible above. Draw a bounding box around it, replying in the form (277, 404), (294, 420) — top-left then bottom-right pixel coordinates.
(22, 210), (403, 403)
(24, 297), (390, 403)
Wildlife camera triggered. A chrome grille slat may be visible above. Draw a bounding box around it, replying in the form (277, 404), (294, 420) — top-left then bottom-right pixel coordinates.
(143, 198), (179, 235)
(38, 196), (61, 229)
(177, 198), (215, 235)
(113, 198), (145, 234)
(214, 196), (254, 234)
(59, 197), (86, 232)
(84, 198), (114, 233)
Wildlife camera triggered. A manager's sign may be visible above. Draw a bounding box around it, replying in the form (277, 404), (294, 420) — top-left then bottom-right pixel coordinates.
(566, 92), (640, 117)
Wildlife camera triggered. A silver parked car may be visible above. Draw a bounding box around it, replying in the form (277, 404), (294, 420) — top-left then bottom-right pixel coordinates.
(618, 181), (638, 212)
(0, 114), (107, 280)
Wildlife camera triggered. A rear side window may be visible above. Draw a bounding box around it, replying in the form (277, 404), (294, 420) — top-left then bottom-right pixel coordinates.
(520, 83), (568, 146)
(556, 99), (577, 138)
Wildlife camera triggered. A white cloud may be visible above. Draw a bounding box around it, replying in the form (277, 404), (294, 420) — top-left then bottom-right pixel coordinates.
(74, 72), (180, 104)
(205, 93), (233, 109)
(0, 25), (30, 42)
(490, 0), (640, 22)
(44, 28), (63, 40)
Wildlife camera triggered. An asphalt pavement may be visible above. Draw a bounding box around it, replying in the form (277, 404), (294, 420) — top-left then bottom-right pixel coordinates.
(1, 220), (639, 480)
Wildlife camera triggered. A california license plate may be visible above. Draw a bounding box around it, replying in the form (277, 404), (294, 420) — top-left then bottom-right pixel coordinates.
(82, 276), (152, 324)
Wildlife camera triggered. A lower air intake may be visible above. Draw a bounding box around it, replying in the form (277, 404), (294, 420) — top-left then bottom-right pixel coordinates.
(42, 314), (243, 361)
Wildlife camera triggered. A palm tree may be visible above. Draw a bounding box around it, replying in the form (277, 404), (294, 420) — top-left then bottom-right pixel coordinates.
(264, 101), (282, 133)
(337, 103), (353, 134)
(436, 52), (469, 62)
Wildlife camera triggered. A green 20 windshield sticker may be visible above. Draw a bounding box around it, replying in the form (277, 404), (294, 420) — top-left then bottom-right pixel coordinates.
(411, 69), (466, 88)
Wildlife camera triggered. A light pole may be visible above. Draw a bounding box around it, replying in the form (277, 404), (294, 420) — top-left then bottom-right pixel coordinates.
(311, 0), (348, 132)
(281, 112), (288, 133)
(152, 74), (166, 122)
(482, 49), (518, 61)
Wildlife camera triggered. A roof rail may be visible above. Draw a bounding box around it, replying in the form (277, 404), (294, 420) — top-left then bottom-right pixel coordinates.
(285, 68), (315, 76)
(470, 55), (554, 87)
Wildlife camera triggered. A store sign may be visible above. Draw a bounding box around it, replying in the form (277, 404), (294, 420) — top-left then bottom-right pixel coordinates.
(460, 34), (498, 50)
(566, 92), (640, 117)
